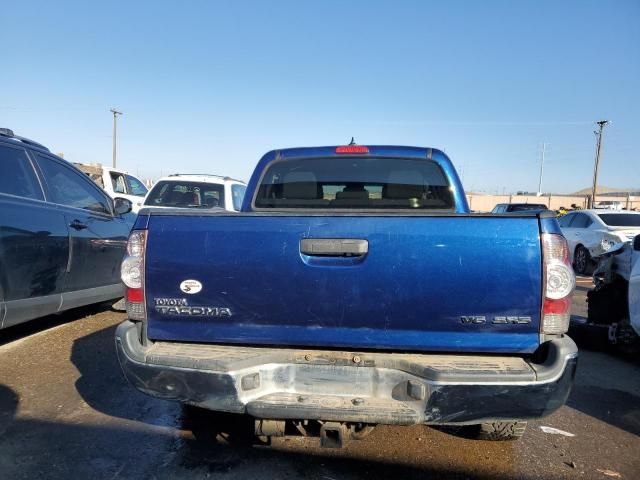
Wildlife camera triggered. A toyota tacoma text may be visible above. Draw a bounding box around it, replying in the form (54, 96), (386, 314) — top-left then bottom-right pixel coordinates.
(116, 145), (577, 447)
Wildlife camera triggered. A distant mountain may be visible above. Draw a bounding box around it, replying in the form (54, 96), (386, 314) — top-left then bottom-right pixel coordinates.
(571, 186), (640, 196)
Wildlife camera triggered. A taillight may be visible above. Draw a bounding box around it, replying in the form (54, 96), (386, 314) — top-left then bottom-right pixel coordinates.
(541, 234), (575, 334)
(121, 230), (147, 321)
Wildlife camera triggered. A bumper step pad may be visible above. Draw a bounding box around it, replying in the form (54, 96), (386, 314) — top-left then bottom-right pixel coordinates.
(247, 393), (419, 425)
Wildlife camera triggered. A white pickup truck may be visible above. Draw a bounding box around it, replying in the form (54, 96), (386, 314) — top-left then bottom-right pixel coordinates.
(75, 163), (148, 213)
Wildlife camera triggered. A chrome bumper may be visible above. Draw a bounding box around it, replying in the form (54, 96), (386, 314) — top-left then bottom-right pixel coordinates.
(116, 321), (577, 425)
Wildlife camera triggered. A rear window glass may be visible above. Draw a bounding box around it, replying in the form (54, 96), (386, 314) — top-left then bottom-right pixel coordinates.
(110, 172), (127, 193)
(570, 213), (593, 228)
(145, 181), (225, 209)
(597, 213), (640, 227)
(254, 157), (454, 210)
(125, 174), (148, 196)
(231, 184), (246, 211)
(0, 145), (44, 201)
(558, 214), (574, 227)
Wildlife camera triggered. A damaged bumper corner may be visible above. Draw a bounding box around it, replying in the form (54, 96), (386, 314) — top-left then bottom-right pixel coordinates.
(115, 320), (577, 425)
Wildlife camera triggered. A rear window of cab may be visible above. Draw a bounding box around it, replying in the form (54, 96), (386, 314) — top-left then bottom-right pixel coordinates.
(254, 157), (454, 210)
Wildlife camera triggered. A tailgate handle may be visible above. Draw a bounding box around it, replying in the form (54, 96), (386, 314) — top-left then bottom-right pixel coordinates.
(300, 239), (368, 257)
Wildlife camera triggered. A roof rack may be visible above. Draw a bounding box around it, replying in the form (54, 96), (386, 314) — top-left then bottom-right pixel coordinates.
(0, 128), (50, 152)
(168, 173), (244, 183)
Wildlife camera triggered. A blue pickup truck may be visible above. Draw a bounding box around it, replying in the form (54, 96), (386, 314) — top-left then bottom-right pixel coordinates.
(116, 145), (577, 446)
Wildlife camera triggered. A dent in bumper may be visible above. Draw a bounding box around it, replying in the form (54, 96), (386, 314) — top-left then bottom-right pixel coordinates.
(116, 321), (577, 425)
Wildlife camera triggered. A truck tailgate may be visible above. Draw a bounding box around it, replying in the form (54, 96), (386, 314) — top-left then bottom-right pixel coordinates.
(143, 214), (542, 354)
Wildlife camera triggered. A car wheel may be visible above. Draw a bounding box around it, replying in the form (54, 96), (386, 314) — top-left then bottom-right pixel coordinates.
(587, 277), (628, 325)
(574, 245), (592, 275)
(613, 321), (640, 355)
(476, 421), (527, 441)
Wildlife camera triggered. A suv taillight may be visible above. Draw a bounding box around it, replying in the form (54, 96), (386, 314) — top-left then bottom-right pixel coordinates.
(121, 230), (147, 321)
(541, 233), (575, 334)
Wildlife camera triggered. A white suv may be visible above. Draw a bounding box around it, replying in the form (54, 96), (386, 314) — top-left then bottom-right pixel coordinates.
(142, 174), (246, 212)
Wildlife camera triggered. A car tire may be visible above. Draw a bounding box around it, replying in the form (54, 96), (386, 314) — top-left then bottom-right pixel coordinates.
(587, 278), (628, 325)
(614, 321), (640, 356)
(573, 245), (592, 275)
(476, 421), (527, 441)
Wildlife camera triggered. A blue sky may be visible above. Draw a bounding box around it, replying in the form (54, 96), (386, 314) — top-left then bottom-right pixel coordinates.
(1, 0), (638, 193)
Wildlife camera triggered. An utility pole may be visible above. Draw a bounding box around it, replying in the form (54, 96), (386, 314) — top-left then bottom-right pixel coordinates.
(589, 120), (609, 209)
(537, 143), (547, 196)
(110, 108), (123, 168)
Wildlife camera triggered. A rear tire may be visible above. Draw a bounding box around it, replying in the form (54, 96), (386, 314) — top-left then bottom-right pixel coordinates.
(476, 421), (527, 441)
(573, 245), (592, 275)
(613, 321), (640, 355)
(588, 278), (628, 325)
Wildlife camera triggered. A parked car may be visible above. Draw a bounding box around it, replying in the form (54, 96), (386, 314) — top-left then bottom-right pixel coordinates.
(593, 200), (623, 211)
(116, 144), (577, 447)
(558, 209), (640, 275)
(75, 163), (148, 213)
(491, 203), (549, 214)
(0, 128), (132, 329)
(586, 234), (640, 353)
(142, 174), (246, 211)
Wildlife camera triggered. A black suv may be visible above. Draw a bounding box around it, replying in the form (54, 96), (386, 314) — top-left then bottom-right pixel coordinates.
(0, 129), (132, 329)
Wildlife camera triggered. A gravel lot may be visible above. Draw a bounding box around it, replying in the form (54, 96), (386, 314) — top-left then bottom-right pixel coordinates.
(0, 279), (638, 480)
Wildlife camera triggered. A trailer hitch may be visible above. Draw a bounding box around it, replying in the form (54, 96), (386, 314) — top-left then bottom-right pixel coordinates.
(320, 422), (348, 449)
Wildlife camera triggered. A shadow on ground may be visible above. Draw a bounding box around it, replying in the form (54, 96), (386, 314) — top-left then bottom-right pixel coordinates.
(0, 303), (115, 347)
(71, 321), (181, 426)
(567, 384), (640, 436)
(0, 377), (527, 480)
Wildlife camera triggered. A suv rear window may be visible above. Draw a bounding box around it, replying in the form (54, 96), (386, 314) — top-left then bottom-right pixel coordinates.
(254, 157), (454, 210)
(145, 181), (225, 209)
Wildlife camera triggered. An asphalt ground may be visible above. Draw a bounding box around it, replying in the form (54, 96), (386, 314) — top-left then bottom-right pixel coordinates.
(0, 278), (638, 480)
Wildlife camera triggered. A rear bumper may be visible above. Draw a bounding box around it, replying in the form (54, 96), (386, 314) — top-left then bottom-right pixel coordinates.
(116, 321), (577, 425)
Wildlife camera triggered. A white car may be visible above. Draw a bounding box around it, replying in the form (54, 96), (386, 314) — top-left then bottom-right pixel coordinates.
(75, 163), (148, 213)
(594, 200), (623, 211)
(558, 209), (640, 274)
(142, 174), (246, 212)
